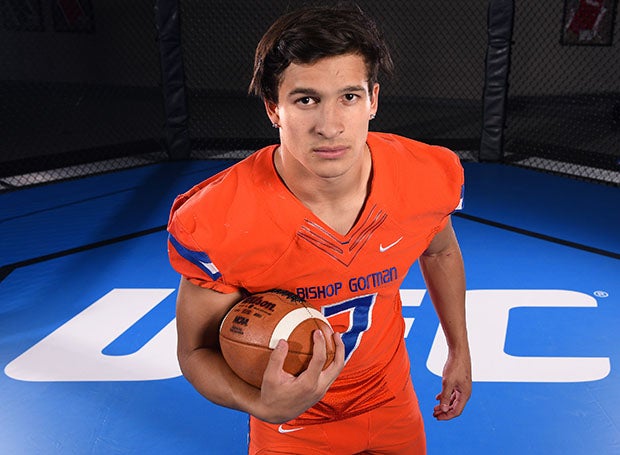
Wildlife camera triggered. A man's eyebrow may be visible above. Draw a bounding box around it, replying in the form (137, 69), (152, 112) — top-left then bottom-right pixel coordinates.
(286, 85), (368, 97)
(340, 85), (367, 93)
(287, 87), (320, 97)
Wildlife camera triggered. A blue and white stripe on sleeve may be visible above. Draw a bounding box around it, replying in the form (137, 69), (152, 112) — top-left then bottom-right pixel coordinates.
(168, 234), (222, 280)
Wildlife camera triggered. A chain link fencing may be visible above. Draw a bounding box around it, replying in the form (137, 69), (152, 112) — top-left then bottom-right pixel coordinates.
(0, 0), (165, 190)
(1, 1), (617, 191)
(505, 0), (619, 184)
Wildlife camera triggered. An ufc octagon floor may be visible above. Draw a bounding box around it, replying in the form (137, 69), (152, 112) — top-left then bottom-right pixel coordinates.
(1, 160), (619, 454)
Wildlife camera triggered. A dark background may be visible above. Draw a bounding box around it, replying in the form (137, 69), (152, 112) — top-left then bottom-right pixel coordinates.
(1, 0), (618, 187)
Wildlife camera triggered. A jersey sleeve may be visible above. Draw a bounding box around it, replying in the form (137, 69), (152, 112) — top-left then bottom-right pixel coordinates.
(167, 192), (241, 294)
(431, 146), (464, 235)
(402, 136), (464, 239)
(443, 147), (465, 213)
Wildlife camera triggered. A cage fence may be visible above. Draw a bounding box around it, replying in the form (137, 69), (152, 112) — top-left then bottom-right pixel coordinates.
(0, 0), (617, 191)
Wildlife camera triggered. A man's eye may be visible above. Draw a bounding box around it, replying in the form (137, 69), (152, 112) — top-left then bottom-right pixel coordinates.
(344, 94), (358, 102)
(297, 97), (314, 105)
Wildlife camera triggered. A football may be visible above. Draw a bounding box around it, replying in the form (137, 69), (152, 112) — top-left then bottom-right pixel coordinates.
(219, 289), (335, 388)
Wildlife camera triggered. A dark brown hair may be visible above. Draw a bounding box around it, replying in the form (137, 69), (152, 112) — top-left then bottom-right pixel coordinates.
(249, 5), (394, 103)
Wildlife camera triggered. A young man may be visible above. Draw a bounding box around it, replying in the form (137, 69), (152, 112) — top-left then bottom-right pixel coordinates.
(168, 6), (471, 454)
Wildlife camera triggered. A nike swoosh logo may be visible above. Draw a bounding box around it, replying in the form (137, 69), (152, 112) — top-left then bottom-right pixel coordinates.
(379, 236), (403, 253)
(278, 424), (304, 434)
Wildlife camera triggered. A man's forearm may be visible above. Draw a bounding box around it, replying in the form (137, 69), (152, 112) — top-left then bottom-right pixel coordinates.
(419, 242), (468, 352)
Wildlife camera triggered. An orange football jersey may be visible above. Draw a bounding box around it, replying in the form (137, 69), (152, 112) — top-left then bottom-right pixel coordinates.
(168, 132), (464, 424)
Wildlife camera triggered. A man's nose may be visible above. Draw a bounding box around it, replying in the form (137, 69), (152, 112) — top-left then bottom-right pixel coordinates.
(315, 102), (344, 138)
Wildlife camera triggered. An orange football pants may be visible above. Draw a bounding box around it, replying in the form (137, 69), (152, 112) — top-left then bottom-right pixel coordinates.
(248, 378), (426, 455)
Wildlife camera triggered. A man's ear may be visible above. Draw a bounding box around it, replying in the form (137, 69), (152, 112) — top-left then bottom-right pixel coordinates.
(370, 83), (380, 117)
(264, 100), (280, 126)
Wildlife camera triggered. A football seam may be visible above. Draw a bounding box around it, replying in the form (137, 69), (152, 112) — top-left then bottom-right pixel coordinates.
(220, 336), (314, 355)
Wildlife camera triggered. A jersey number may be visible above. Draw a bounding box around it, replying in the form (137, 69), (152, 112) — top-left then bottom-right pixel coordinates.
(322, 294), (376, 362)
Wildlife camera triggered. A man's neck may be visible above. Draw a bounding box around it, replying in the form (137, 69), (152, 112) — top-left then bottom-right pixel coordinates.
(274, 145), (372, 235)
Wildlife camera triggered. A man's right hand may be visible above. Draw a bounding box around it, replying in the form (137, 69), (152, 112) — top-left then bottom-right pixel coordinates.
(256, 329), (345, 423)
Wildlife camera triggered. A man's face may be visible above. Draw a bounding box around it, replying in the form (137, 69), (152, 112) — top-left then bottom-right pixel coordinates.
(266, 53), (379, 181)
